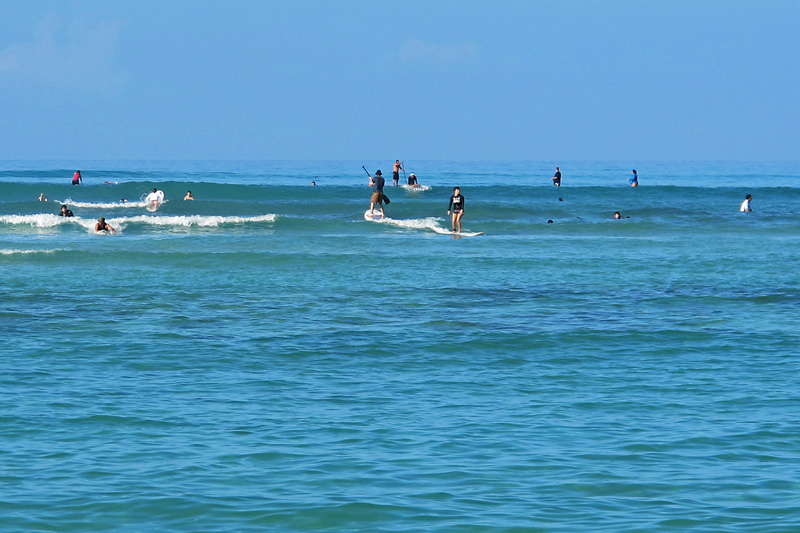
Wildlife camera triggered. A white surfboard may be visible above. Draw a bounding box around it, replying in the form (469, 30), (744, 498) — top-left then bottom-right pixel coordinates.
(364, 210), (387, 221)
(146, 202), (158, 212)
(431, 225), (483, 236)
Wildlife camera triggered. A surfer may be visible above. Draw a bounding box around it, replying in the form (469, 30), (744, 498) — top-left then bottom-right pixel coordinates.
(145, 188), (165, 210)
(184, 190), (195, 201)
(629, 169), (639, 187)
(58, 205), (74, 217)
(447, 187), (465, 233)
(393, 160), (403, 186)
(552, 167), (561, 187)
(38, 193), (47, 202)
(95, 217), (115, 233)
(72, 170), (82, 185)
(408, 173), (419, 187)
(368, 170), (386, 218)
(740, 194), (752, 212)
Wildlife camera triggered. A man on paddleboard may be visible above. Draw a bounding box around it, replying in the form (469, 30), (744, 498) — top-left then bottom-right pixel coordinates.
(393, 160), (403, 186)
(368, 170), (386, 218)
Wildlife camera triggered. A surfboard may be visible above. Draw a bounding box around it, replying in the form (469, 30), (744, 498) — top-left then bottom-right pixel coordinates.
(431, 226), (483, 236)
(364, 210), (386, 221)
(146, 202), (158, 212)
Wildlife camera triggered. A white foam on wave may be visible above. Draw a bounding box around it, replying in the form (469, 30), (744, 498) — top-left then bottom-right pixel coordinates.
(369, 214), (447, 232)
(58, 198), (148, 209)
(109, 214), (277, 229)
(0, 248), (59, 255)
(400, 184), (432, 192)
(0, 214), (77, 228)
(0, 213), (277, 232)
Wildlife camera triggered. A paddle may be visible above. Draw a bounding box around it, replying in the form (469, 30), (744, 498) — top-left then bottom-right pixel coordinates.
(362, 165), (389, 204)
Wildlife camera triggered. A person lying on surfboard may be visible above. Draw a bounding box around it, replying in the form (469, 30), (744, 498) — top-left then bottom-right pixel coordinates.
(95, 217), (115, 233)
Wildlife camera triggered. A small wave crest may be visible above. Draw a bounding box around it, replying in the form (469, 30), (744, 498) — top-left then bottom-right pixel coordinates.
(370, 215), (448, 233)
(0, 248), (58, 255)
(0, 213), (277, 231)
(58, 198), (148, 209)
(110, 214), (277, 228)
(0, 214), (76, 228)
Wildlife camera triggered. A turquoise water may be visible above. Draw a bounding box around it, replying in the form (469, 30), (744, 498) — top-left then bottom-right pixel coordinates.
(2, 161), (799, 531)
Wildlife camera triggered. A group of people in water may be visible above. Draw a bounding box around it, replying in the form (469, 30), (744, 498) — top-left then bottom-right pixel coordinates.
(366, 166), (464, 232)
(367, 163), (755, 231)
(42, 168), (755, 236)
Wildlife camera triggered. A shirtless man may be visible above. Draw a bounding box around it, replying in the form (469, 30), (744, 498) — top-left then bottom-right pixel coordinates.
(393, 160), (403, 186)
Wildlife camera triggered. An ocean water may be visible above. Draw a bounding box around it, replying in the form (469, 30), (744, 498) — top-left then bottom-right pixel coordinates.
(1, 160), (799, 532)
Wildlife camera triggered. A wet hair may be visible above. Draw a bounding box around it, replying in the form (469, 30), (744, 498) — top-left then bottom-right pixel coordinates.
(547, 219), (554, 224)
(61, 204), (67, 209)
(745, 194), (752, 200)
(153, 188), (157, 192)
(633, 169), (637, 173)
(375, 170), (382, 175)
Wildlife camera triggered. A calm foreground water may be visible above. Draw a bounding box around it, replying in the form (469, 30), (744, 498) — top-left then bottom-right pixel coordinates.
(1, 160), (799, 531)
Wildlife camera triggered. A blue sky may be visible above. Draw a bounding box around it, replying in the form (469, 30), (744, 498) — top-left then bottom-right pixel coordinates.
(1, 0), (798, 161)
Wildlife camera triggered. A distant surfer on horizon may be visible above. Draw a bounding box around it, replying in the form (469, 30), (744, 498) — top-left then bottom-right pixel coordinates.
(447, 187), (465, 233)
(393, 160), (403, 186)
(368, 169), (386, 218)
(72, 170), (82, 185)
(552, 167), (561, 187)
(95, 217), (115, 233)
(740, 194), (752, 212)
(146, 188), (165, 210)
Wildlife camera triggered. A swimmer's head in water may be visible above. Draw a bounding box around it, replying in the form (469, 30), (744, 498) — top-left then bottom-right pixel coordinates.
(614, 212), (621, 219)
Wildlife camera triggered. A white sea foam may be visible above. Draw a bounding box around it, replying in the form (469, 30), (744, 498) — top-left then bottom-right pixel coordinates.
(0, 213), (277, 231)
(400, 184), (432, 192)
(367, 213), (447, 232)
(108, 214), (277, 230)
(0, 214), (77, 228)
(0, 248), (59, 255)
(57, 198), (148, 208)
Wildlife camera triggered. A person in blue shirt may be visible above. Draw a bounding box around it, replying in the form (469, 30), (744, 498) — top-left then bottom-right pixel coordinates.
(629, 169), (639, 187)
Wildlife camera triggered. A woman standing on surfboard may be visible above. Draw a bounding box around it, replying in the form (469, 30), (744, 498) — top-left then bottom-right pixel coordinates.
(447, 187), (465, 233)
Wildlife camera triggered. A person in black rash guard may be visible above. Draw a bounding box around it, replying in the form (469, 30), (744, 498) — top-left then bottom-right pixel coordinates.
(447, 187), (465, 233)
(552, 166), (561, 187)
(58, 205), (73, 217)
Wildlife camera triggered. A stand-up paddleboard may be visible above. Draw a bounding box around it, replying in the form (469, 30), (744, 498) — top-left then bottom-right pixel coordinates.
(431, 226), (483, 236)
(364, 210), (387, 221)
